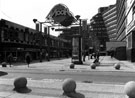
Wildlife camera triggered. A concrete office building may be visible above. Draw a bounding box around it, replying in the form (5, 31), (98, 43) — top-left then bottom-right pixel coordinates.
(102, 5), (117, 41)
(89, 7), (109, 52)
(116, 0), (126, 41)
(107, 0), (127, 60)
(0, 19), (71, 62)
(125, 0), (135, 62)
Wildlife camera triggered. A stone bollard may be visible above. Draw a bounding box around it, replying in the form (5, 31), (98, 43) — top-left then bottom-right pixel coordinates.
(70, 63), (75, 69)
(62, 78), (85, 98)
(13, 77), (31, 93)
(114, 63), (121, 70)
(124, 81), (135, 98)
(62, 78), (76, 93)
(1, 62), (7, 67)
(90, 63), (96, 69)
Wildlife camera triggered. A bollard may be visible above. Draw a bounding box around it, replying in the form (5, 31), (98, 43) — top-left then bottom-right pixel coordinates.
(13, 77), (31, 93)
(62, 78), (85, 98)
(62, 78), (76, 93)
(70, 63), (75, 69)
(124, 81), (135, 98)
(1, 62), (7, 67)
(114, 63), (121, 70)
(91, 63), (96, 69)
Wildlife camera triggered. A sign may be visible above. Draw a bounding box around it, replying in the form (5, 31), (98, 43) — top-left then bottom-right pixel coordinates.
(60, 15), (74, 27)
(46, 3), (75, 27)
(46, 3), (71, 23)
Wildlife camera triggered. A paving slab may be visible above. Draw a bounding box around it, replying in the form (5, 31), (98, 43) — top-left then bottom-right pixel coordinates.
(0, 56), (134, 98)
(0, 78), (127, 98)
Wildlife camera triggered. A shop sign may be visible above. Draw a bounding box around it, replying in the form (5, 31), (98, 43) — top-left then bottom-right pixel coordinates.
(46, 4), (72, 23)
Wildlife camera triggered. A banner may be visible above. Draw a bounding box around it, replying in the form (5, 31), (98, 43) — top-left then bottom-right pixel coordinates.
(72, 37), (79, 60)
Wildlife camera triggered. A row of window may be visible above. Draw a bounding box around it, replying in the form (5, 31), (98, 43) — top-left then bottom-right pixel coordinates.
(0, 27), (70, 48)
(103, 6), (116, 16)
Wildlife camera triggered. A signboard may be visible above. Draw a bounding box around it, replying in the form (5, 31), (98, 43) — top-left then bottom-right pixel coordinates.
(46, 3), (75, 27)
(106, 41), (126, 51)
(46, 3), (71, 23)
(72, 37), (79, 62)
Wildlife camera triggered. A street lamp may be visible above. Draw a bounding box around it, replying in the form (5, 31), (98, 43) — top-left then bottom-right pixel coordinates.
(33, 19), (52, 61)
(74, 15), (83, 64)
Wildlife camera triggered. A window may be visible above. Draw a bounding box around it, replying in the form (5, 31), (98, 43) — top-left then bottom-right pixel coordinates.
(127, 9), (133, 25)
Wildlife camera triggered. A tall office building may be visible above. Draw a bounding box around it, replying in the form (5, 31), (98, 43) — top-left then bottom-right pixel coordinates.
(102, 5), (117, 41)
(116, 0), (126, 41)
(89, 7), (109, 51)
(125, 0), (135, 62)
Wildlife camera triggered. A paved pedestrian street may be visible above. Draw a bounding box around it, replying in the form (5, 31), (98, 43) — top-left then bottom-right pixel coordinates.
(0, 78), (127, 98)
(0, 56), (135, 98)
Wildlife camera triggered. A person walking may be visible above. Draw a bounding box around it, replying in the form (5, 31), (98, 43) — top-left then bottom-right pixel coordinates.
(45, 52), (49, 61)
(111, 51), (114, 58)
(7, 53), (13, 67)
(83, 50), (86, 62)
(96, 51), (100, 60)
(39, 52), (42, 62)
(25, 53), (31, 67)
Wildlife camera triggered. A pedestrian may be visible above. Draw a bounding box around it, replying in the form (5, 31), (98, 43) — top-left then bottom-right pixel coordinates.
(0, 54), (2, 63)
(96, 51), (100, 60)
(7, 53), (13, 67)
(45, 52), (49, 61)
(25, 53), (31, 67)
(110, 51), (114, 58)
(93, 58), (99, 63)
(93, 53), (96, 59)
(83, 50), (86, 62)
(39, 52), (42, 62)
(91, 53), (94, 59)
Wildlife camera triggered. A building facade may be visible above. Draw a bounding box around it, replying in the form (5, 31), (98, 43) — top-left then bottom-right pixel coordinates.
(0, 19), (71, 63)
(116, 0), (126, 41)
(102, 5), (117, 41)
(125, 0), (135, 62)
(89, 7), (109, 52)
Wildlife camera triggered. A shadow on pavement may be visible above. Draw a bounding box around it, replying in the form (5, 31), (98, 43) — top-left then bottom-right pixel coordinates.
(0, 71), (8, 76)
(13, 87), (32, 93)
(62, 92), (85, 98)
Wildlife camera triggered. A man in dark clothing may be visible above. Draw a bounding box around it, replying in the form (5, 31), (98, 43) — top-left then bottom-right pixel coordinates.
(83, 51), (86, 62)
(96, 51), (100, 60)
(7, 53), (13, 67)
(25, 53), (31, 67)
(46, 52), (49, 61)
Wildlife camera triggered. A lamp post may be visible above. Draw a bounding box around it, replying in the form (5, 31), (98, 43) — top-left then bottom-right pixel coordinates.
(33, 19), (51, 62)
(75, 15), (83, 64)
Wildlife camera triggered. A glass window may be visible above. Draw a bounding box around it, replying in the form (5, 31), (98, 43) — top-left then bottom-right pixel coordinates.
(127, 9), (133, 25)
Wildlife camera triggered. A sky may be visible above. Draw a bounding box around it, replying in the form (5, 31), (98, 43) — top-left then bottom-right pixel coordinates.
(0, 0), (116, 36)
